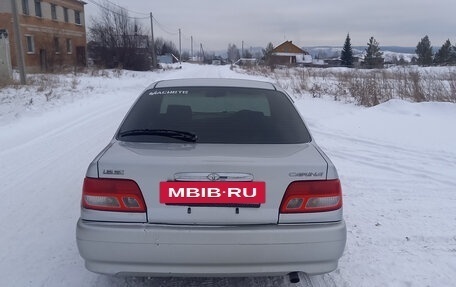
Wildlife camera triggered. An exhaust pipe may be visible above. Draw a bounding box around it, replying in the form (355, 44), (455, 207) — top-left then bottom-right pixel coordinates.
(289, 272), (300, 284)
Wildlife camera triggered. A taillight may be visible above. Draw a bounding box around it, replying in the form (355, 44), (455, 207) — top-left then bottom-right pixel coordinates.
(82, 178), (146, 212)
(280, 180), (342, 213)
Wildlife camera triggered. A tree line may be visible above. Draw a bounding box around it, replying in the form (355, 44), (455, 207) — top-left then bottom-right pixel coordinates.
(87, 1), (456, 70)
(341, 33), (456, 68)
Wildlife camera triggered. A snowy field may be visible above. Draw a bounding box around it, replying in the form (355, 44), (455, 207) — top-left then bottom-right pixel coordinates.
(0, 63), (455, 287)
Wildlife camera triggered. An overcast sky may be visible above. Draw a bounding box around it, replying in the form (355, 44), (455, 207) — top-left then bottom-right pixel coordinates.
(85, 0), (456, 52)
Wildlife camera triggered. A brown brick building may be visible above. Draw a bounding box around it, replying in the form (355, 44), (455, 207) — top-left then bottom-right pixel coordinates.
(0, 0), (86, 72)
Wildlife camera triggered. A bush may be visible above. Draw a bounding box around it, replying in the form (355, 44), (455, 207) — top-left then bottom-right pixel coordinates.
(238, 65), (456, 106)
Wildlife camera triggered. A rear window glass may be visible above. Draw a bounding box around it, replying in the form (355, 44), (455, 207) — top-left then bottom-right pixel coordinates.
(159, 91), (271, 116)
(118, 87), (311, 144)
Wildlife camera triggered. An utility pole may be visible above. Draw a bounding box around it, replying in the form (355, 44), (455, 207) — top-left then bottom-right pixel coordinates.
(241, 40), (244, 58)
(11, 0), (26, 84)
(149, 12), (157, 69)
(191, 36), (193, 60)
(178, 28), (181, 64)
(200, 43), (205, 62)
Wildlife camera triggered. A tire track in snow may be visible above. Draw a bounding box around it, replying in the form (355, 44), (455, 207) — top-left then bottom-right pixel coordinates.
(308, 119), (456, 287)
(0, 86), (140, 188)
(0, 89), (138, 285)
(311, 127), (456, 187)
(0, 93), (133, 157)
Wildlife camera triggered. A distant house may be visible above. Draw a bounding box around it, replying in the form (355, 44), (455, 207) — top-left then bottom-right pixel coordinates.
(157, 53), (178, 64)
(0, 0), (87, 72)
(324, 58), (342, 67)
(324, 56), (362, 68)
(234, 58), (258, 66)
(270, 41), (312, 66)
(361, 57), (384, 69)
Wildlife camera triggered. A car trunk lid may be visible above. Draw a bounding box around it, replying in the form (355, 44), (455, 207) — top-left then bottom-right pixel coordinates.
(97, 141), (328, 225)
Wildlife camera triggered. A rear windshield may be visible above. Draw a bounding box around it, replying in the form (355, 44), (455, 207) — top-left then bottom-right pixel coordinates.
(117, 87), (311, 144)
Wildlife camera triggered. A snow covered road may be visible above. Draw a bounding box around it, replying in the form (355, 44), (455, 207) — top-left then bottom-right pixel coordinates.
(1, 64), (455, 286)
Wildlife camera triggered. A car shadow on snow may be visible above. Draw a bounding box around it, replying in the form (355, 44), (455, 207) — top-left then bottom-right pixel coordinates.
(97, 274), (304, 287)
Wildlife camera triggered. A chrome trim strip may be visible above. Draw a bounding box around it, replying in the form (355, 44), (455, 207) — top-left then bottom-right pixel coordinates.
(174, 172), (254, 182)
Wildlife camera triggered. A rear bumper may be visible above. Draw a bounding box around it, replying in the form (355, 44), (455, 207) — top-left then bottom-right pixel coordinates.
(76, 219), (346, 276)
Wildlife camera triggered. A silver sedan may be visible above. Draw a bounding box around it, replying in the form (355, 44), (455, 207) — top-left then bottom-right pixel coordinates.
(76, 78), (346, 281)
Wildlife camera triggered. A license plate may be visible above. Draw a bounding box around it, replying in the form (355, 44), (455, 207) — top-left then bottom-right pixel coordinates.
(160, 182), (266, 204)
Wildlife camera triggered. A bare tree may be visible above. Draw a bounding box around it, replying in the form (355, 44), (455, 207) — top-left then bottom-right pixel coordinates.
(154, 37), (179, 57)
(262, 42), (274, 66)
(88, 1), (151, 70)
(227, 44), (240, 63)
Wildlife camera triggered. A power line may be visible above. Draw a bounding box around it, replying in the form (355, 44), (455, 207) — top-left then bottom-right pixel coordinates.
(96, 0), (149, 16)
(87, 0), (149, 20)
(89, 0), (182, 37)
(152, 16), (178, 35)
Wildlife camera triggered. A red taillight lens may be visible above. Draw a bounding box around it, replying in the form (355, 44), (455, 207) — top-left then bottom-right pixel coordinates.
(280, 180), (342, 213)
(82, 178), (146, 212)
